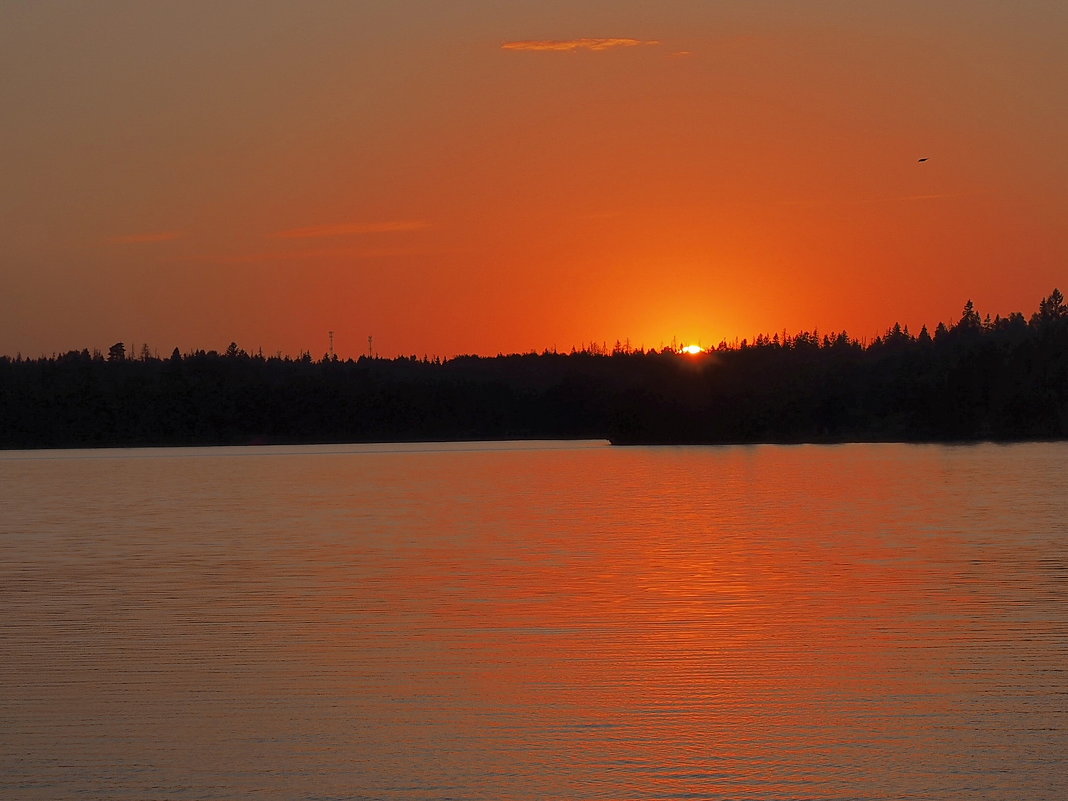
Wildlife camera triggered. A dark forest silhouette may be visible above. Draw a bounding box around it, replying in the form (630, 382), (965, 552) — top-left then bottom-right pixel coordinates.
(2, 291), (1067, 448)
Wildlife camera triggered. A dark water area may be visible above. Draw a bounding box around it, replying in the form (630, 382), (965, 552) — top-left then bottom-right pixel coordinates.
(1, 441), (1066, 800)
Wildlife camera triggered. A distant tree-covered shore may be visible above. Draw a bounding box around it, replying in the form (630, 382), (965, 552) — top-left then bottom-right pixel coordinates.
(3, 291), (1068, 449)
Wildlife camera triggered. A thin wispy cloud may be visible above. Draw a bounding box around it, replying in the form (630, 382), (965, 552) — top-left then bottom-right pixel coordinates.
(105, 231), (182, 244)
(270, 220), (430, 239)
(501, 38), (659, 53)
(215, 245), (450, 265)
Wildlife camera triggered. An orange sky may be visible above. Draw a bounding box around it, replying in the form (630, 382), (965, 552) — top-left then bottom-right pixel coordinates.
(3, 2), (1066, 358)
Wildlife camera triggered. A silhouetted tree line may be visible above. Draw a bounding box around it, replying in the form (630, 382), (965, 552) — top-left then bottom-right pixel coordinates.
(2, 291), (1067, 448)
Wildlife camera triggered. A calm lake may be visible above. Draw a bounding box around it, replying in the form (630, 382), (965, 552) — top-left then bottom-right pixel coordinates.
(1, 440), (1066, 800)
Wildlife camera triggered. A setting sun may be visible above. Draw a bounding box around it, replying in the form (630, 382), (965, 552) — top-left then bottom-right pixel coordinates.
(3, 2), (1068, 797)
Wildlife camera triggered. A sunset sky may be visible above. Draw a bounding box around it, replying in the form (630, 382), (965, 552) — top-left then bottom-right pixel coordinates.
(3, 1), (1066, 358)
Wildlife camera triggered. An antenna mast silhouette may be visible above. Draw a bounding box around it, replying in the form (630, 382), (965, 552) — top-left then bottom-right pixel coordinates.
(328, 330), (334, 357)
(368, 335), (374, 359)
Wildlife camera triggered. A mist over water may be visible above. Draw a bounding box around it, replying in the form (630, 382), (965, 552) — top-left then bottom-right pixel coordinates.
(2, 441), (1066, 800)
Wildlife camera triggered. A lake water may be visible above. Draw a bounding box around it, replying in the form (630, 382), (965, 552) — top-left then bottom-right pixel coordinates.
(1, 440), (1066, 800)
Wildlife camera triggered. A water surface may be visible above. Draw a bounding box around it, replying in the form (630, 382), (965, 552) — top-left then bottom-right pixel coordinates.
(2, 441), (1066, 799)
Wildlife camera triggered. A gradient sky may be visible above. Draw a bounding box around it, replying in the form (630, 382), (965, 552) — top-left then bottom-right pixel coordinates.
(3, 1), (1067, 358)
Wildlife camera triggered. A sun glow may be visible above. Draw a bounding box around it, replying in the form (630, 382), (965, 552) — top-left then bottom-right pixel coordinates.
(680, 345), (705, 355)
